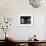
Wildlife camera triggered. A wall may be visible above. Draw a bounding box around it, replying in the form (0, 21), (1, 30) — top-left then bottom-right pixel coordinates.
(0, 0), (46, 40)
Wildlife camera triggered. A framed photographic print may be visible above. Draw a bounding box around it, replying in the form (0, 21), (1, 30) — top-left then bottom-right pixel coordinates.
(18, 14), (33, 26)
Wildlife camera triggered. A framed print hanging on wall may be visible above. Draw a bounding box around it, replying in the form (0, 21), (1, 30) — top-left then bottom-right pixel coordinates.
(18, 14), (33, 26)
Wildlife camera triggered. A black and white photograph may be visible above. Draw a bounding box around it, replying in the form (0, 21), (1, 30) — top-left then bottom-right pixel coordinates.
(18, 15), (33, 26)
(20, 16), (31, 24)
